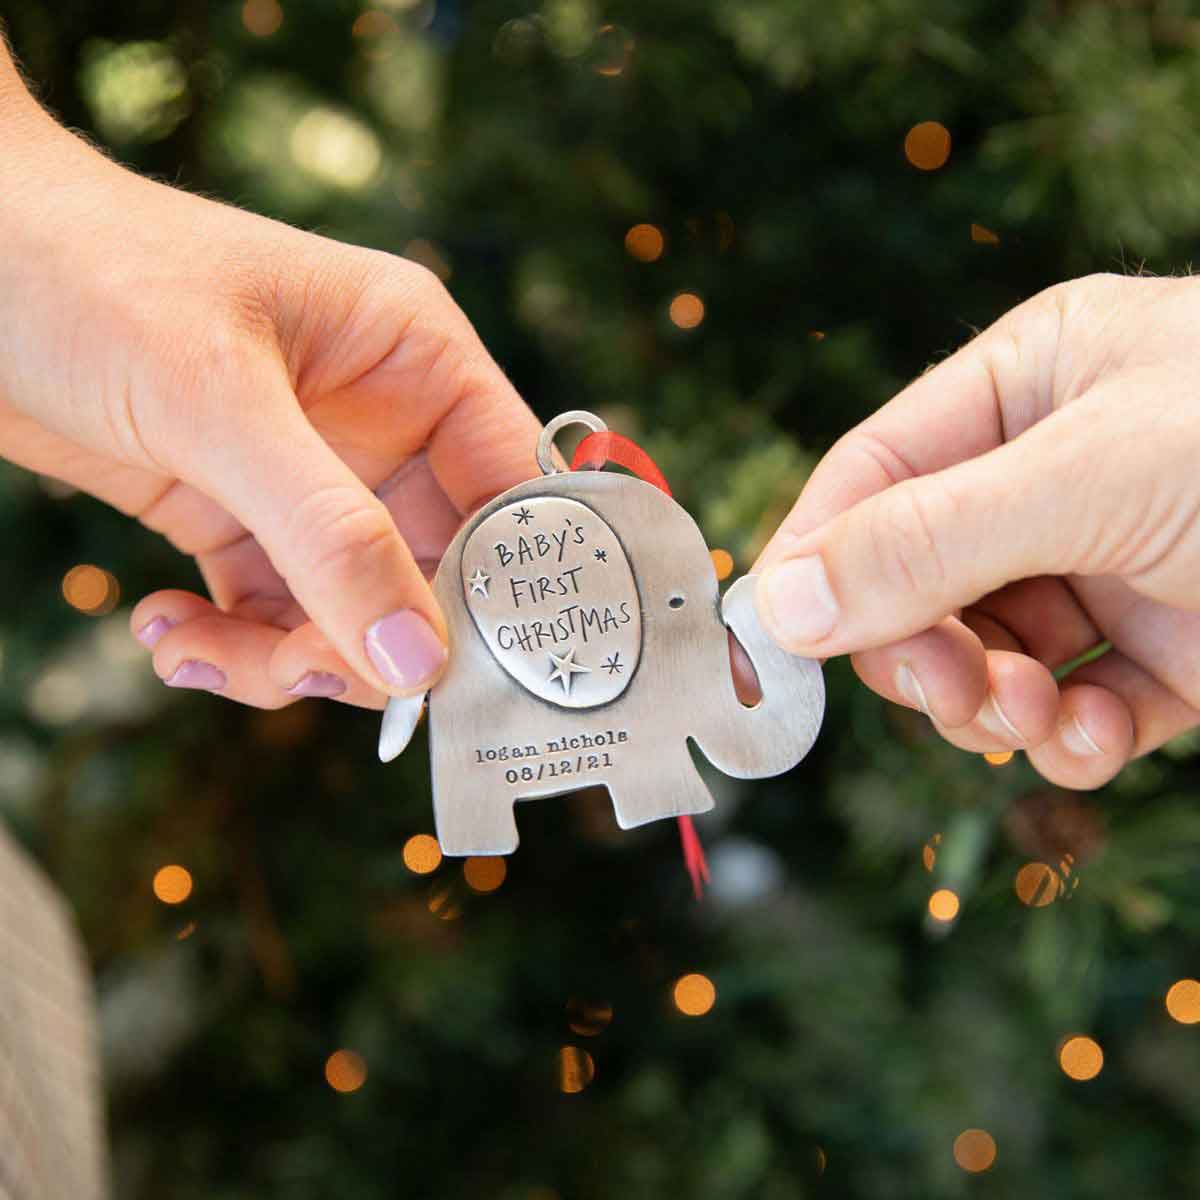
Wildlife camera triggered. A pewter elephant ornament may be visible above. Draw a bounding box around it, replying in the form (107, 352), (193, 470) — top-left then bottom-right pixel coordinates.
(379, 413), (825, 856)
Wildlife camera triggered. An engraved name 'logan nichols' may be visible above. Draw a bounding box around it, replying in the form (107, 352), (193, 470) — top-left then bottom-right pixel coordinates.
(496, 601), (634, 653)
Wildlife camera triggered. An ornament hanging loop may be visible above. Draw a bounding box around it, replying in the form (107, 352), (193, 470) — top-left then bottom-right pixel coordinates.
(536, 410), (608, 476)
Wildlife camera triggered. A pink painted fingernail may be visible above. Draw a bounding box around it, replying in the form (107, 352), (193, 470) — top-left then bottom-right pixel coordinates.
(287, 671), (347, 699)
(136, 616), (175, 648)
(364, 610), (447, 691)
(1061, 715), (1104, 756)
(165, 660), (227, 691)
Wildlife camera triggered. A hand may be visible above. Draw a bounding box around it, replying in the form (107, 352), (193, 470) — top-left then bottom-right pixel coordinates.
(754, 273), (1200, 788)
(0, 81), (539, 710)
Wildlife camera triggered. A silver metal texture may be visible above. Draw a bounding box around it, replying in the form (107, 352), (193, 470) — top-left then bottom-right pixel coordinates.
(535, 410), (607, 476)
(379, 461), (825, 857)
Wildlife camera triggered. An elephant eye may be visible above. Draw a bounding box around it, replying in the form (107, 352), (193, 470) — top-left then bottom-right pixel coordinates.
(668, 594), (686, 609)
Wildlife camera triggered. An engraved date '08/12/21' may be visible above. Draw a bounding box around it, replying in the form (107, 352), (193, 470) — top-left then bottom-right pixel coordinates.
(472, 729), (629, 787)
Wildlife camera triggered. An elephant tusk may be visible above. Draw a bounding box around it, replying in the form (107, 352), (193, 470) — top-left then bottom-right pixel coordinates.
(378, 693), (427, 763)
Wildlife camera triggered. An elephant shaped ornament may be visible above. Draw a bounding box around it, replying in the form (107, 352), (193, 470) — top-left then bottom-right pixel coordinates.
(379, 411), (826, 856)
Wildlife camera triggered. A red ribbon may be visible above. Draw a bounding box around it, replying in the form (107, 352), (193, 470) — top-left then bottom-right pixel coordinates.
(571, 430), (711, 901)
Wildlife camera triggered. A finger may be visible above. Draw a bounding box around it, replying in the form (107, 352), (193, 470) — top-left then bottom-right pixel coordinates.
(185, 363), (449, 700)
(755, 283), (1066, 565)
(1025, 683), (1135, 789)
(850, 617), (989, 729)
(268, 623), (386, 710)
(129, 589), (214, 648)
(967, 576), (1104, 670)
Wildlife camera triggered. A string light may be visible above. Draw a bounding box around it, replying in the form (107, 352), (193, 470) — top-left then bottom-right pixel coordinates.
(904, 121), (951, 171)
(153, 865), (193, 904)
(464, 856), (507, 893)
(566, 998), (613, 1036)
(1014, 861), (1060, 907)
(557, 1046), (595, 1093)
(928, 888), (959, 922)
(984, 750), (1014, 766)
(1058, 1035), (1103, 1081)
(669, 292), (705, 329)
(325, 1049), (367, 1093)
(709, 548), (734, 581)
(672, 972), (716, 1016)
(922, 832), (942, 872)
(242, 0), (283, 37)
(62, 565), (120, 616)
(624, 223), (664, 262)
(403, 834), (442, 875)
(1166, 979), (1200, 1024)
(953, 1129), (996, 1173)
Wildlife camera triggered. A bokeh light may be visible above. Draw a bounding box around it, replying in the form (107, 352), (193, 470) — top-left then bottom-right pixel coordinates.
(153, 864), (193, 905)
(710, 548), (734, 581)
(971, 222), (1000, 245)
(557, 1046), (595, 1093)
(904, 121), (951, 171)
(464, 855), (507, 893)
(325, 1049), (367, 1093)
(352, 10), (398, 39)
(815, 1146), (827, 1174)
(673, 973), (716, 1016)
(176, 921), (197, 940)
(928, 888), (959, 922)
(922, 832), (942, 872)
(242, 0), (283, 37)
(1015, 861), (1061, 907)
(566, 998), (613, 1036)
(62, 564), (120, 615)
(428, 885), (461, 920)
(1059, 1035), (1104, 1081)
(403, 834), (442, 874)
(625, 223), (664, 262)
(593, 24), (634, 76)
(1166, 979), (1200, 1024)
(290, 106), (382, 190)
(669, 292), (705, 329)
(984, 750), (1014, 766)
(953, 1129), (996, 1173)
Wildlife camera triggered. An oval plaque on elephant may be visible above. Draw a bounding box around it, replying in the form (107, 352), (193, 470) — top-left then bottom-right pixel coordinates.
(459, 497), (642, 709)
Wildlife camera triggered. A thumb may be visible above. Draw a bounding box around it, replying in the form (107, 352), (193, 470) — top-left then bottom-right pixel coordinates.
(753, 401), (1119, 657)
(190, 373), (449, 698)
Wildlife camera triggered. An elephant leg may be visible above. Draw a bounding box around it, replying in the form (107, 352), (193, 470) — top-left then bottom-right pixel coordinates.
(433, 785), (520, 856)
(608, 745), (714, 830)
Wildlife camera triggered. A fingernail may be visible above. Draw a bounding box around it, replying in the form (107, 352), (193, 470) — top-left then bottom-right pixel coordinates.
(136, 616), (175, 648)
(759, 556), (839, 648)
(977, 693), (1024, 743)
(1061, 714), (1104, 756)
(895, 663), (931, 716)
(287, 671), (347, 699)
(364, 610), (447, 691)
(164, 660), (226, 691)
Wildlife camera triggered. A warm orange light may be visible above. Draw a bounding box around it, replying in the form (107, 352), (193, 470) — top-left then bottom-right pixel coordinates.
(427, 885), (461, 921)
(325, 1049), (367, 1093)
(464, 855), (507, 893)
(710, 548), (734, 581)
(242, 0), (283, 37)
(984, 750), (1014, 766)
(922, 832), (942, 872)
(566, 998), (613, 1036)
(673, 972), (716, 1016)
(403, 834), (442, 875)
(953, 1129), (996, 1173)
(904, 121), (951, 171)
(176, 921), (197, 940)
(153, 865), (193, 905)
(1058, 1035), (1103, 1081)
(808, 330), (826, 341)
(352, 9), (397, 38)
(557, 1045), (595, 1093)
(62, 564), (119, 615)
(1166, 978), (1200, 1024)
(624, 223), (664, 262)
(971, 222), (1000, 245)
(928, 888), (959, 922)
(1014, 861), (1060, 908)
(594, 24), (634, 76)
(669, 292), (705, 330)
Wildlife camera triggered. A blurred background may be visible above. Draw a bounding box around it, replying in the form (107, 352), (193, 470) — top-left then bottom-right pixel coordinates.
(3, 0), (1200, 1196)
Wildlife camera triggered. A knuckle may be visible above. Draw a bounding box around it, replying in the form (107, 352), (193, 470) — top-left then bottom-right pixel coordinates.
(289, 487), (399, 584)
(868, 481), (952, 598)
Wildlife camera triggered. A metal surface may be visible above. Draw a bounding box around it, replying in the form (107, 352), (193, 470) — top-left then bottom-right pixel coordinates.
(380, 455), (825, 856)
(535, 410), (607, 476)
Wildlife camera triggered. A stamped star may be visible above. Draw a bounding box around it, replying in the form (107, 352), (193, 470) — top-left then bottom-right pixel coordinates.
(601, 652), (623, 675)
(547, 646), (592, 695)
(467, 567), (490, 598)
(594, 548), (608, 563)
(514, 506), (533, 526)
